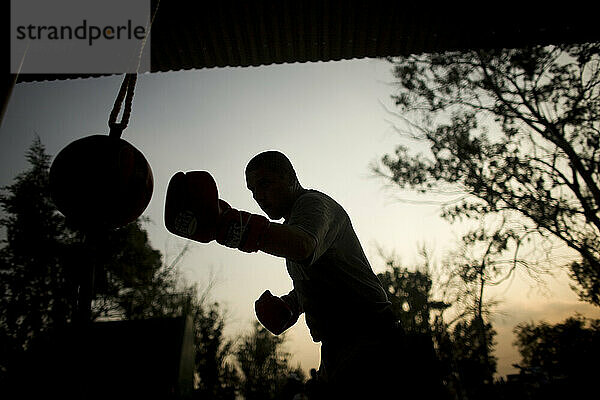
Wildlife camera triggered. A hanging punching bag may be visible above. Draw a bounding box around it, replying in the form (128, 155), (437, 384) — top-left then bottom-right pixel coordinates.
(49, 74), (153, 230)
(50, 134), (153, 230)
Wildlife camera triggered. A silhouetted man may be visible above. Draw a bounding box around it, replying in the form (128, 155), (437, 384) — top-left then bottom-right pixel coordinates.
(165, 150), (409, 396)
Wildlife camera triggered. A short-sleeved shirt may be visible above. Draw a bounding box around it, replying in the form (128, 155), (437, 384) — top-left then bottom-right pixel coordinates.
(284, 190), (390, 342)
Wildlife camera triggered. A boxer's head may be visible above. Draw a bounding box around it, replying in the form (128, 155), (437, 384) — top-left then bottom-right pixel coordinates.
(245, 151), (302, 220)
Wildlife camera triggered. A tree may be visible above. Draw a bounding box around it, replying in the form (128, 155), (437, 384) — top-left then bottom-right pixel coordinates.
(0, 137), (79, 377)
(377, 255), (449, 335)
(512, 315), (599, 397)
(235, 321), (303, 400)
(192, 296), (239, 400)
(0, 137), (174, 350)
(377, 255), (498, 400)
(443, 317), (498, 400)
(376, 44), (600, 305)
(0, 138), (238, 399)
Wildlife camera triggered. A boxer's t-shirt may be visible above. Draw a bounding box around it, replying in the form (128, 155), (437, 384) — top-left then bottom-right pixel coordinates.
(283, 190), (390, 342)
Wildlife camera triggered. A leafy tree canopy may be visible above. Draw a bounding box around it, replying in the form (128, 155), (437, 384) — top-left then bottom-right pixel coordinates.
(235, 321), (303, 400)
(513, 314), (599, 396)
(376, 256), (496, 400)
(377, 258), (449, 335)
(377, 44), (600, 305)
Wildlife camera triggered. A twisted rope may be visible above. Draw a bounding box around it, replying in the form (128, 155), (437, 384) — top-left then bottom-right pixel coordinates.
(107, 0), (161, 138)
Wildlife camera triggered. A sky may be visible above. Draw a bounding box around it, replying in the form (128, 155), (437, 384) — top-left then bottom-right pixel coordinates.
(1, 58), (599, 378)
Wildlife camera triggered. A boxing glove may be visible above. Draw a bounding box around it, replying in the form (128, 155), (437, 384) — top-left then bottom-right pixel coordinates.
(164, 171), (219, 243)
(255, 290), (299, 335)
(165, 171), (270, 252)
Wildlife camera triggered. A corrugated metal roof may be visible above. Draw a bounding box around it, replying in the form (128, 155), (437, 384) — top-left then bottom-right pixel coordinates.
(13, 0), (600, 83)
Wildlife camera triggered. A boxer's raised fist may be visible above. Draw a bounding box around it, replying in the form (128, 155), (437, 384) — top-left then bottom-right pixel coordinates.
(164, 171), (219, 242)
(255, 290), (299, 335)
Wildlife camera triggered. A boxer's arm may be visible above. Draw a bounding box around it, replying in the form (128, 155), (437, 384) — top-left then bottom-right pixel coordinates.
(164, 171), (316, 261)
(258, 223), (316, 263)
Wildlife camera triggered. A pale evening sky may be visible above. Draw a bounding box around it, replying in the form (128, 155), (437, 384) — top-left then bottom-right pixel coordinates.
(1, 58), (598, 377)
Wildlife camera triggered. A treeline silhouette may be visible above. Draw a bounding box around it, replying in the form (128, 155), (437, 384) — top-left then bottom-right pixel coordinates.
(1, 138), (598, 399)
(377, 258), (599, 400)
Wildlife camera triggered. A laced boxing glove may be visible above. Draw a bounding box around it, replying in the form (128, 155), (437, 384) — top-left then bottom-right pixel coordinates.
(254, 290), (300, 335)
(165, 171), (270, 252)
(164, 171), (219, 242)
